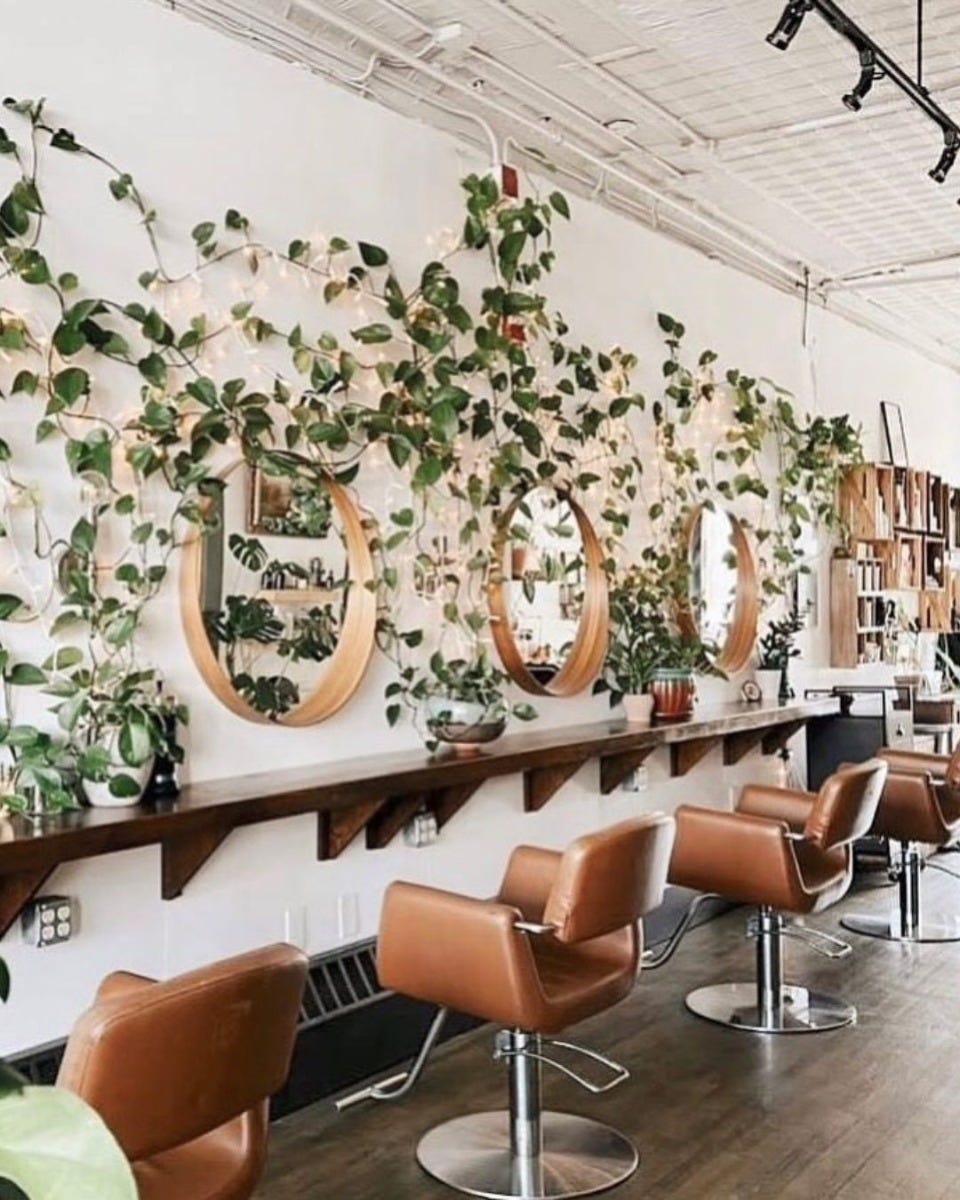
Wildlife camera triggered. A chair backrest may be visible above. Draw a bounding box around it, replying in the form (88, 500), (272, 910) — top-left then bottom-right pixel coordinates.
(543, 814), (676, 944)
(946, 743), (960, 789)
(58, 944), (307, 1163)
(803, 759), (888, 851)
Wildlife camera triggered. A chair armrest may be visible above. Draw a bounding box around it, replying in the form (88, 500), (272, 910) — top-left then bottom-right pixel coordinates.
(879, 748), (949, 778)
(376, 882), (542, 1028)
(497, 845), (563, 923)
(95, 971), (156, 1004)
(737, 784), (817, 832)
(669, 805), (802, 910)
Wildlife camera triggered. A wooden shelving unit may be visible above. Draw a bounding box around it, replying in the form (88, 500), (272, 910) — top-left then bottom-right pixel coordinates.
(833, 463), (959, 667)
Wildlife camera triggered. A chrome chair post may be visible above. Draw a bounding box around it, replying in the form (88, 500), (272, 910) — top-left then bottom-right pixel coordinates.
(756, 906), (783, 1028)
(684, 904), (856, 1035)
(506, 1030), (542, 1161)
(842, 840), (960, 943)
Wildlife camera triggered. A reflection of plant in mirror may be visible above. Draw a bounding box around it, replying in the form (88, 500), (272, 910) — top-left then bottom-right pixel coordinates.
(257, 475), (334, 538)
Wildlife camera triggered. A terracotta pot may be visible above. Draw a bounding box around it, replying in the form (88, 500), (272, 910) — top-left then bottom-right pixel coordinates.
(621, 693), (655, 727)
(649, 669), (695, 721)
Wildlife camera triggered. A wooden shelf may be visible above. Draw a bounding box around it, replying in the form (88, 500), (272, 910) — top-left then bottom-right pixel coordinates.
(0, 697), (838, 936)
(256, 587), (338, 607)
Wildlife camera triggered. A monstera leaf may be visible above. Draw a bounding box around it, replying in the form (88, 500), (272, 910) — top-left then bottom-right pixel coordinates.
(0, 1087), (136, 1200)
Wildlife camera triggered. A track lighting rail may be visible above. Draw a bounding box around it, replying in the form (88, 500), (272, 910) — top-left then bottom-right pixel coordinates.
(768, 0), (960, 185)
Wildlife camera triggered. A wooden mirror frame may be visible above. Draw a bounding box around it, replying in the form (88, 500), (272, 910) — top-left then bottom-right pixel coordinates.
(677, 504), (758, 675)
(488, 488), (609, 697)
(180, 462), (377, 726)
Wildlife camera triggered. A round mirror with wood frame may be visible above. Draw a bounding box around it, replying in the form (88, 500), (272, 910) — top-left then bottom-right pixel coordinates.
(488, 487), (609, 697)
(677, 504), (758, 674)
(180, 461), (376, 725)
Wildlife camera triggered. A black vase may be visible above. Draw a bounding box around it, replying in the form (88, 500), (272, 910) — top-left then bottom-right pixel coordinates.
(778, 667), (795, 703)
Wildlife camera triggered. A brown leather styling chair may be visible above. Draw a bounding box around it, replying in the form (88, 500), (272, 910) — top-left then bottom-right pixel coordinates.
(376, 815), (676, 1200)
(668, 760), (887, 1034)
(841, 746), (960, 943)
(58, 944), (308, 1200)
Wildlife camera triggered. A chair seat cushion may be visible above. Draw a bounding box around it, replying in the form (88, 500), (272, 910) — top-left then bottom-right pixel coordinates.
(531, 932), (635, 1033)
(132, 1113), (264, 1200)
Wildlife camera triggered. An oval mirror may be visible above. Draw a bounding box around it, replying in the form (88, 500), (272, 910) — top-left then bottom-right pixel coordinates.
(181, 462), (376, 725)
(679, 504), (758, 674)
(489, 487), (608, 697)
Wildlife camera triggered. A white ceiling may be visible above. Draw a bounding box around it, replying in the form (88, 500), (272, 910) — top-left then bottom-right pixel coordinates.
(154, 0), (960, 368)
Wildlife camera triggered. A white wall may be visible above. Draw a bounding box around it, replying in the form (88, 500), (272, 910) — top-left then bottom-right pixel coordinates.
(0, 0), (957, 1054)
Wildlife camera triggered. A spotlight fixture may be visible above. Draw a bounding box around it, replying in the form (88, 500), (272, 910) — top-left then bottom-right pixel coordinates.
(931, 131), (960, 184)
(767, 0), (960, 196)
(766, 0), (813, 50)
(842, 47), (879, 112)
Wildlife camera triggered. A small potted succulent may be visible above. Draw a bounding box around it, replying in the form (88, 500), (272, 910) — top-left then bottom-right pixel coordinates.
(421, 649), (535, 754)
(756, 608), (806, 704)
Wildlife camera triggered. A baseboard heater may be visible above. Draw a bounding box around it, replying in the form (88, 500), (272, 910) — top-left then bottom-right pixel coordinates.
(7, 885), (724, 1119)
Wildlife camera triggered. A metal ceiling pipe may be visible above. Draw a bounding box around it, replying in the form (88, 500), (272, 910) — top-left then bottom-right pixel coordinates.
(468, 0), (708, 149)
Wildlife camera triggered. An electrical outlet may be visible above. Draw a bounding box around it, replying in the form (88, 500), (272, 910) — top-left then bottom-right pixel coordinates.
(403, 810), (439, 847)
(22, 895), (75, 948)
(622, 765), (649, 793)
(337, 892), (359, 941)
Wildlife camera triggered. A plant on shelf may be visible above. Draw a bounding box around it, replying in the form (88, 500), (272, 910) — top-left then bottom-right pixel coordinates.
(390, 647), (535, 754)
(756, 607), (806, 702)
(596, 569), (666, 726)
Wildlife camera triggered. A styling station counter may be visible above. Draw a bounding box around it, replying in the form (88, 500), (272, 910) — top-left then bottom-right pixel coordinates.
(0, 696), (839, 936)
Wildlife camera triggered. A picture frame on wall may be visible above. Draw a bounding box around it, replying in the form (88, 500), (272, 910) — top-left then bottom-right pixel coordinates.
(881, 401), (909, 467)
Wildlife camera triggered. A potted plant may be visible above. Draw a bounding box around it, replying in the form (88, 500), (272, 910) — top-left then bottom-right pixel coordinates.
(648, 632), (714, 721)
(598, 571), (664, 727)
(421, 649), (535, 754)
(60, 665), (186, 808)
(756, 608), (806, 703)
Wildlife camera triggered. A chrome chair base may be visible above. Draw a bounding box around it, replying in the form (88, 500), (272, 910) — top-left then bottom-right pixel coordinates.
(841, 910), (960, 943)
(417, 1111), (639, 1200)
(685, 982), (856, 1034)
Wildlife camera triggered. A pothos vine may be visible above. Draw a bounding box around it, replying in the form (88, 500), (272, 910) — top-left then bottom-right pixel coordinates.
(0, 95), (862, 803)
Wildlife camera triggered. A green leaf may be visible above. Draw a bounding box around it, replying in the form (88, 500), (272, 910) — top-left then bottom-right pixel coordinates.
(549, 191), (570, 219)
(58, 272), (79, 291)
(351, 323), (393, 345)
(0, 595), (23, 620)
(52, 367), (89, 406)
(413, 457), (443, 489)
(0, 1087), (137, 1199)
(358, 241), (389, 267)
(10, 371), (36, 396)
(7, 664), (45, 686)
(191, 220), (216, 245)
(70, 517), (96, 555)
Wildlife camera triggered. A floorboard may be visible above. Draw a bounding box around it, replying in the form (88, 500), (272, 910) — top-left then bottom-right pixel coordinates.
(259, 865), (960, 1199)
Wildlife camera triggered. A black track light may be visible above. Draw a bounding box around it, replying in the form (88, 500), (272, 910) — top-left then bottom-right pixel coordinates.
(931, 132), (959, 183)
(767, 0), (813, 50)
(843, 47), (878, 111)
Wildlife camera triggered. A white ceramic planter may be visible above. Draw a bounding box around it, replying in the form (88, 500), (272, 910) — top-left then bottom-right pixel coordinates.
(82, 757), (153, 809)
(755, 669), (782, 704)
(621, 693), (655, 727)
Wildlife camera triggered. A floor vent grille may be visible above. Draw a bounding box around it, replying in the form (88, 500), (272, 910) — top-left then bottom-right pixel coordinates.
(300, 939), (384, 1028)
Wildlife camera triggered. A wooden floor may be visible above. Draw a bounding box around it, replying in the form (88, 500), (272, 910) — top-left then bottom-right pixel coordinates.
(260, 866), (960, 1199)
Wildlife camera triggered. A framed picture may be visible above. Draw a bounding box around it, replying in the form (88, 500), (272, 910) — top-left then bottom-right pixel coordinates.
(881, 401), (909, 468)
(246, 466), (333, 538)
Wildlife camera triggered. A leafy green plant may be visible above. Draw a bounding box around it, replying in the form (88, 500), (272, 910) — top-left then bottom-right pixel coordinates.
(597, 569), (667, 703)
(757, 608), (806, 670)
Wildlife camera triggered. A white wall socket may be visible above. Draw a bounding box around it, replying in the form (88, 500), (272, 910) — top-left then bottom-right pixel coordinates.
(622, 766), (649, 793)
(337, 892), (360, 941)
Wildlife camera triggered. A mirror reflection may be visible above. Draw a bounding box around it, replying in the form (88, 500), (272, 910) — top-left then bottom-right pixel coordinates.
(689, 505), (740, 649)
(502, 488), (585, 686)
(197, 467), (349, 720)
